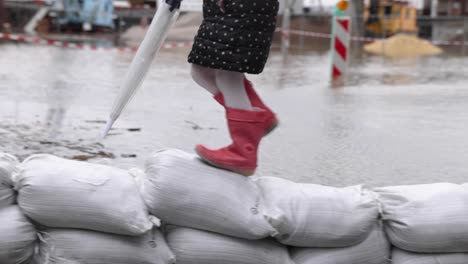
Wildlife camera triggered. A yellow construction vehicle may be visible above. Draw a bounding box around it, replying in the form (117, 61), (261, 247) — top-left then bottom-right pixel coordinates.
(364, 0), (418, 37)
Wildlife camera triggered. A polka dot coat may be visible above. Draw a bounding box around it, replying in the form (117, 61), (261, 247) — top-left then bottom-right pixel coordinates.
(188, 0), (279, 74)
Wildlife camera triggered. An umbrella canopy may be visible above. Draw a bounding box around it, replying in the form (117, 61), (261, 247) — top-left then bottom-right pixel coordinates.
(102, 0), (181, 138)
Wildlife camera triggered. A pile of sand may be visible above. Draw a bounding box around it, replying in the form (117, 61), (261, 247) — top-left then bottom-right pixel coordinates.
(364, 34), (443, 57)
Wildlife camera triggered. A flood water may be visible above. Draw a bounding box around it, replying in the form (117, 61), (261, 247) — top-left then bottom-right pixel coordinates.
(1, 41), (468, 187)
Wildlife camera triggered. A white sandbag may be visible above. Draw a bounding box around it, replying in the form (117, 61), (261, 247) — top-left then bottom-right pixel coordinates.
(35, 228), (176, 264)
(256, 176), (379, 247)
(391, 248), (468, 264)
(0, 206), (37, 264)
(0, 153), (18, 208)
(139, 149), (275, 239)
(291, 224), (391, 264)
(16, 154), (154, 236)
(375, 183), (468, 253)
(166, 226), (294, 264)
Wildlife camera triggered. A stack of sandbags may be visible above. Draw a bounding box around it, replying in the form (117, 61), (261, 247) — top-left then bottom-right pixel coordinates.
(376, 183), (468, 263)
(391, 248), (468, 264)
(291, 224), (390, 264)
(256, 176), (379, 247)
(0, 206), (37, 264)
(139, 149), (291, 264)
(166, 226), (294, 264)
(33, 228), (175, 264)
(15, 154), (175, 264)
(139, 149), (276, 239)
(15, 154), (154, 235)
(0, 153), (17, 207)
(0, 153), (37, 264)
(256, 176), (388, 264)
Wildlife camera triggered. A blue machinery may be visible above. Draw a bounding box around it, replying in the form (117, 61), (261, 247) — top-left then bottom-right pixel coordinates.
(61, 0), (114, 28)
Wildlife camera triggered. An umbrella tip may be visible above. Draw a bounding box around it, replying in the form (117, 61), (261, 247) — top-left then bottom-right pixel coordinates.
(101, 118), (115, 139)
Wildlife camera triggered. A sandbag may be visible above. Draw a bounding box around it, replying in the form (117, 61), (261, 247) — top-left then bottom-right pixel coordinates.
(375, 183), (468, 253)
(291, 224), (391, 264)
(0, 206), (37, 264)
(0, 153), (18, 208)
(34, 228), (175, 264)
(16, 154), (154, 236)
(256, 176), (379, 247)
(166, 226), (294, 264)
(391, 248), (468, 264)
(139, 149), (275, 239)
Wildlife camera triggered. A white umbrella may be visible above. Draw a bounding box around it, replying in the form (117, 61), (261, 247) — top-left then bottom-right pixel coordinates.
(102, 0), (182, 138)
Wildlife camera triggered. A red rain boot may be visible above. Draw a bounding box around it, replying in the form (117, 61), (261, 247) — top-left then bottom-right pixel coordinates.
(195, 108), (268, 176)
(214, 78), (279, 136)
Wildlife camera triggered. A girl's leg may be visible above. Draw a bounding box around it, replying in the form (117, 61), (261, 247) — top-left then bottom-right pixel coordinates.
(215, 70), (252, 110)
(191, 64), (219, 95)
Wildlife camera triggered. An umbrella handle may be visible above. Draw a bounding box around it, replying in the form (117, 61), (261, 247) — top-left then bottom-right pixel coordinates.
(166, 0), (182, 11)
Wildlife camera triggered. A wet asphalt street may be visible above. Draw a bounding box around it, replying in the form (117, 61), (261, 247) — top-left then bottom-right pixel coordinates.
(1, 42), (468, 186)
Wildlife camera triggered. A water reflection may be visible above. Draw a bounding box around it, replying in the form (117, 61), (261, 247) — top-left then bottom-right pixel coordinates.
(44, 52), (74, 138)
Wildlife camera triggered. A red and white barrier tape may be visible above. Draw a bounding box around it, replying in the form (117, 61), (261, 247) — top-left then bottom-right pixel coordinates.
(284, 29), (468, 47)
(20, 0), (155, 10)
(3, 30), (468, 52)
(429, 39), (468, 47)
(0, 32), (193, 51)
(289, 29), (332, 39)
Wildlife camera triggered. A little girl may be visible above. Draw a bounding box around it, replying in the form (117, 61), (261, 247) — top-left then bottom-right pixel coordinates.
(188, 0), (280, 176)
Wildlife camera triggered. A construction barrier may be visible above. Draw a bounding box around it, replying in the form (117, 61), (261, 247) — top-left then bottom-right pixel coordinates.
(0, 32), (193, 52)
(2, 150), (468, 264)
(284, 29), (468, 46)
(2, 30), (468, 54)
(330, 16), (351, 80)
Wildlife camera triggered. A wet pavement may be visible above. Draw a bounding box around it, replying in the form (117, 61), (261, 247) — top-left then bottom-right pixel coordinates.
(1, 42), (468, 187)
